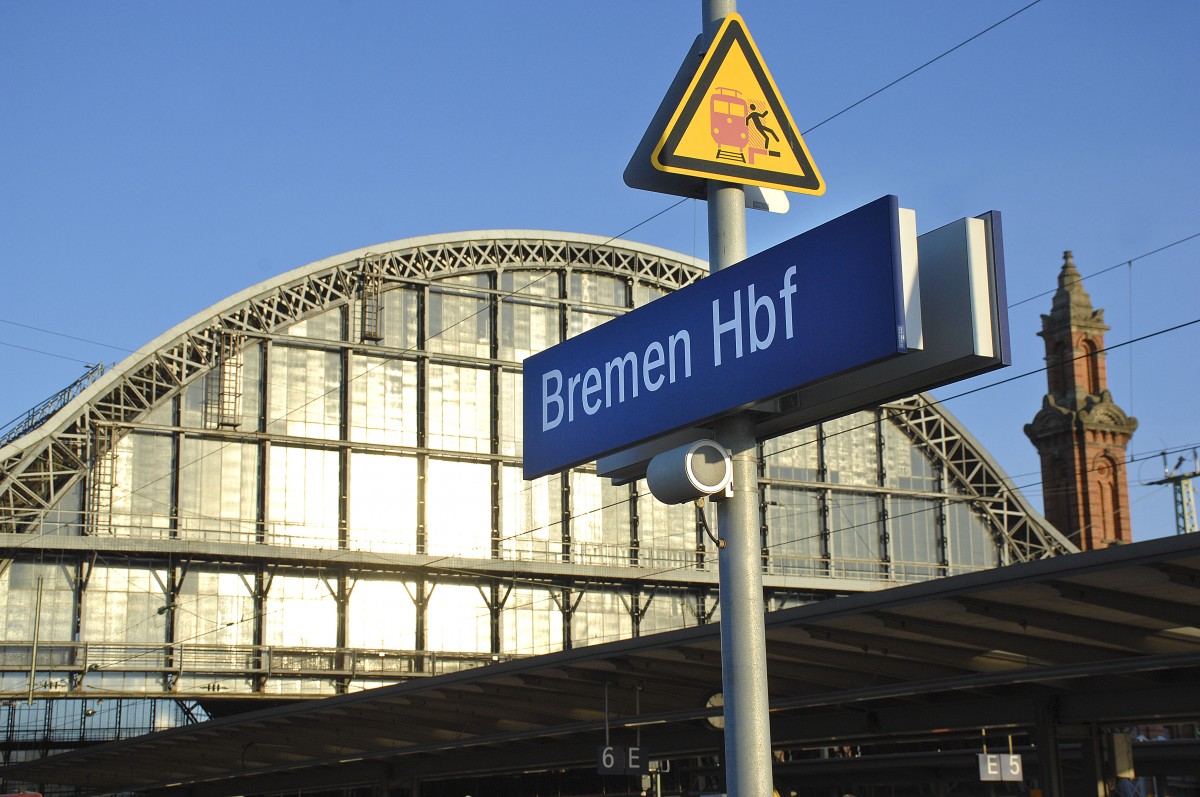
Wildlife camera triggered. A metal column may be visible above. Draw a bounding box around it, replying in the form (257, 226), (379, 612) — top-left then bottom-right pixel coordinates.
(704, 4), (774, 795)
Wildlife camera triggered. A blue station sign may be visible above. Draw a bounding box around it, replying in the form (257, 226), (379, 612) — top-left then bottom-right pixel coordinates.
(523, 195), (913, 481)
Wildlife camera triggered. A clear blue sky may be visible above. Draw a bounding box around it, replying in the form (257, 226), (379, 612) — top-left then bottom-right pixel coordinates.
(2, 1), (1197, 541)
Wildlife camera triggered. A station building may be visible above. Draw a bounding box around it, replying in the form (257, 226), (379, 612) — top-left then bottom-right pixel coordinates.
(0, 231), (1074, 772)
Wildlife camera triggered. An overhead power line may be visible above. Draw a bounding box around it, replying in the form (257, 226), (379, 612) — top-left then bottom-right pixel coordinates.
(802, 0), (1044, 136)
(1007, 230), (1200, 309)
(0, 317), (135, 354)
(0, 338), (94, 365)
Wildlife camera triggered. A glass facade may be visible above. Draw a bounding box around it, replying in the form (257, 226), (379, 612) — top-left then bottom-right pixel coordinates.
(0, 232), (1040, 761)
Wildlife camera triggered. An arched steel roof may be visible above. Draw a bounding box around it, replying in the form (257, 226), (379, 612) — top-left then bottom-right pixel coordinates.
(0, 230), (1072, 560)
(0, 231), (707, 530)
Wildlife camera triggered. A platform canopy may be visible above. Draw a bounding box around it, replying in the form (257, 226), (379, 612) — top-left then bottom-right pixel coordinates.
(7, 534), (1200, 796)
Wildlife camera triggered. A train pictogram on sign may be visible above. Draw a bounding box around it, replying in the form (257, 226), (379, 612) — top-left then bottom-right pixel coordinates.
(709, 87), (782, 165)
(651, 13), (824, 195)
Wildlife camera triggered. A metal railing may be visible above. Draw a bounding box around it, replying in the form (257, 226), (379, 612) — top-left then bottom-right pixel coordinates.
(0, 641), (522, 697)
(2, 511), (986, 584)
(0, 363), (107, 448)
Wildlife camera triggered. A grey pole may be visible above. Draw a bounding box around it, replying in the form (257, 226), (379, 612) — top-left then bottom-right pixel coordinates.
(702, 3), (774, 797)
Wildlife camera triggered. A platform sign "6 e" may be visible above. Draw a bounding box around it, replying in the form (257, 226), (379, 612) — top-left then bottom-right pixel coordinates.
(597, 745), (647, 775)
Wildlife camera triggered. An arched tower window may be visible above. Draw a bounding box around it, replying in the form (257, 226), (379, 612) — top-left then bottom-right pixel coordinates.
(1082, 338), (1100, 395)
(1094, 455), (1118, 545)
(1051, 340), (1071, 397)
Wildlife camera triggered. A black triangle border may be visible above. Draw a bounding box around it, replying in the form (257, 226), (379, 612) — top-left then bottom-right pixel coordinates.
(656, 19), (822, 192)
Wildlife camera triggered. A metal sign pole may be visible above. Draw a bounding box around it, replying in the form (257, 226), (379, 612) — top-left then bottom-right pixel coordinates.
(703, 4), (773, 796)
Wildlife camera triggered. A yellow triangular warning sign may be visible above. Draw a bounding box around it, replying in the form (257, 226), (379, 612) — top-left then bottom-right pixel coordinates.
(651, 13), (824, 195)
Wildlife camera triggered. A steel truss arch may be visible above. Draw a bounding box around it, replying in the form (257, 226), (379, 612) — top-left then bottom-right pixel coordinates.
(0, 231), (1070, 563)
(884, 395), (1075, 560)
(0, 228), (1083, 734)
(0, 232), (707, 535)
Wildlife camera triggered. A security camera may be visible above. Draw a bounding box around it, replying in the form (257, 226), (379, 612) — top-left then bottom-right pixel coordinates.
(645, 439), (732, 504)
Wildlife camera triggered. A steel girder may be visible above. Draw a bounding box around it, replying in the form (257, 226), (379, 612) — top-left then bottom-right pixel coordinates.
(0, 233), (707, 536)
(885, 396), (1076, 561)
(0, 232), (1070, 567)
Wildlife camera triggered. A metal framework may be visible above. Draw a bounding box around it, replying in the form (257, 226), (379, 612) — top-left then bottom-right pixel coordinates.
(0, 232), (1073, 760)
(0, 363), (107, 449)
(885, 397), (1074, 561)
(1147, 454), (1200, 535)
(0, 233), (705, 535)
(6, 532), (1198, 797)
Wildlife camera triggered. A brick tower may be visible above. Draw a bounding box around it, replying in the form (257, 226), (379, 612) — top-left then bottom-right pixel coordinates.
(1024, 251), (1138, 550)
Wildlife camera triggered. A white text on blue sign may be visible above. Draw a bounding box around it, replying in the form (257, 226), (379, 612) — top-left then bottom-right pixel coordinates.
(522, 196), (910, 480)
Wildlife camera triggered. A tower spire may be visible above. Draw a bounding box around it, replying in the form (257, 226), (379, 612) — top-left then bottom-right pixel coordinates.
(1051, 250), (1092, 313)
(1024, 251), (1138, 550)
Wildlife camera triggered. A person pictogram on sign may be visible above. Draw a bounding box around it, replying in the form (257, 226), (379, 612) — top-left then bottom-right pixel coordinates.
(745, 103), (781, 164)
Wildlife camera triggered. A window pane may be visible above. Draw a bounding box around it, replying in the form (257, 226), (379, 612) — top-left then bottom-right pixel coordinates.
(570, 473), (629, 566)
(571, 590), (631, 648)
(764, 427), (818, 481)
(567, 307), (619, 339)
(175, 568), (256, 693)
(501, 269), (558, 299)
(182, 342), (263, 431)
(348, 579), (416, 649)
(500, 467), (561, 562)
(0, 563), (74, 642)
(349, 452), (417, 554)
(426, 459), (491, 558)
(500, 585), (562, 655)
(499, 298), (559, 362)
(946, 502), (997, 574)
(110, 431), (174, 537)
(498, 370), (522, 457)
(264, 574), (337, 647)
(81, 565), (167, 645)
(176, 569), (255, 647)
(285, 307), (344, 340)
(79, 564), (168, 692)
(267, 346), (342, 440)
(427, 275), (491, 358)
(427, 365), (491, 454)
(385, 286), (420, 349)
(764, 485), (824, 576)
(426, 584), (489, 653)
(633, 282), (668, 308)
(569, 272), (626, 306)
(889, 496), (941, 581)
(349, 355), (418, 446)
(882, 420), (937, 492)
(824, 413), (878, 485)
(828, 492), (881, 578)
(267, 446), (339, 548)
(636, 491), (695, 568)
(178, 438), (259, 544)
(638, 589), (693, 636)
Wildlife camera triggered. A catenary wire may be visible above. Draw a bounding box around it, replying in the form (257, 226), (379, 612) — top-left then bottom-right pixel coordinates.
(761, 314), (1200, 461)
(801, 0), (1043, 136)
(1006, 230), (1200, 309)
